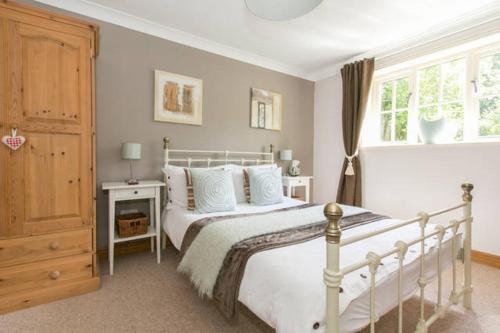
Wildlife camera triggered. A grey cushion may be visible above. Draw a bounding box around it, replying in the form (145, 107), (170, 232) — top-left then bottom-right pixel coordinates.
(190, 169), (237, 213)
(248, 167), (284, 205)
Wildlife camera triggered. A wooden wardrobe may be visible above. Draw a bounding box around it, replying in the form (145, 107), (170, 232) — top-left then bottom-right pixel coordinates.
(0, 1), (99, 313)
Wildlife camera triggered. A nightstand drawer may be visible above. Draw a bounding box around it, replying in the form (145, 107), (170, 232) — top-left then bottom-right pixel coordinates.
(283, 177), (308, 186)
(115, 187), (155, 200)
(291, 178), (305, 185)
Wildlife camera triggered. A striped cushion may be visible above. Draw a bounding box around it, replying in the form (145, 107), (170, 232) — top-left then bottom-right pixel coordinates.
(243, 169), (251, 203)
(184, 168), (195, 211)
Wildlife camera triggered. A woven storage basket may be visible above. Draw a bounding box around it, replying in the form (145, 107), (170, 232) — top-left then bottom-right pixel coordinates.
(116, 212), (148, 237)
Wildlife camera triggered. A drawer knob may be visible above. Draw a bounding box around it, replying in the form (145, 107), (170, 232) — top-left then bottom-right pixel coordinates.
(49, 241), (60, 250)
(134, 190), (138, 194)
(50, 271), (60, 280)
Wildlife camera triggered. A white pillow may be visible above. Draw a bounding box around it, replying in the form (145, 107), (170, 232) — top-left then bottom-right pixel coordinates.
(229, 164), (277, 203)
(190, 169), (237, 214)
(162, 165), (224, 209)
(248, 167), (284, 206)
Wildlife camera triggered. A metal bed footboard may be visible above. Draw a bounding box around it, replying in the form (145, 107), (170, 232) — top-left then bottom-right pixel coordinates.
(324, 183), (474, 333)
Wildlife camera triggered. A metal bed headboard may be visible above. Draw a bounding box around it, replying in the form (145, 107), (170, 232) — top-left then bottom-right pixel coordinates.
(162, 137), (275, 203)
(162, 137), (274, 168)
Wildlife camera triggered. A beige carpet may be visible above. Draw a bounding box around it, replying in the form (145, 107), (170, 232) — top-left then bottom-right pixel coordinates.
(0, 247), (498, 333)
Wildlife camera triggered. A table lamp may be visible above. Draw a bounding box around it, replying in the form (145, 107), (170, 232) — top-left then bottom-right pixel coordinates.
(122, 143), (141, 185)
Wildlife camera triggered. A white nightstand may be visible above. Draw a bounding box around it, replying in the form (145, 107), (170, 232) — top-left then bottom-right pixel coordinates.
(102, 180), (165, 275)
(282, 176), (313, 203)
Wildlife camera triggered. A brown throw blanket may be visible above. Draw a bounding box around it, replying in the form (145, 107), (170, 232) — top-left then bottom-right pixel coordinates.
(180, 206), (387, 320)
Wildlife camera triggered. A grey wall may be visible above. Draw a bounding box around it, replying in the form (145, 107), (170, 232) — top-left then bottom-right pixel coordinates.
(24, 1), (315, 249)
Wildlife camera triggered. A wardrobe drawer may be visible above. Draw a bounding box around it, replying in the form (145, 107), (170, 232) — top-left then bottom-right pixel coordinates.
(114, 187), (155, 200)
(0, 230), (92, 267)
(0, 254), (93, 296)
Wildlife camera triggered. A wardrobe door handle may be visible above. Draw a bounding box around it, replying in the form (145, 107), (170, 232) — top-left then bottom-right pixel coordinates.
(134, 191), (138, 194)
(50, 271), (60, 280)
(49, 241), (60, 250)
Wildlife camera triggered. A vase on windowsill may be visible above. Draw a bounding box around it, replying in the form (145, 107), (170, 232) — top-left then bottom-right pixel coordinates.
(419, 116), (446, 144)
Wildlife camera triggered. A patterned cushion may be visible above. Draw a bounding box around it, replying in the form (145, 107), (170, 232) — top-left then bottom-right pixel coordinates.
(162, 165), (224, 210)
(190, 169), (237, 214)
(248, 167), (283, 206)
(229, 164), (278, 203)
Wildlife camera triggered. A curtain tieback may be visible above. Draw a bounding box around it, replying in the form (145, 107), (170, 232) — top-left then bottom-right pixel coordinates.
(345, 151), (358, 176)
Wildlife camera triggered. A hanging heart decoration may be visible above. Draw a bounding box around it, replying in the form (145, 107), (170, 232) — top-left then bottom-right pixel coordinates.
(2, 128), (26, 151)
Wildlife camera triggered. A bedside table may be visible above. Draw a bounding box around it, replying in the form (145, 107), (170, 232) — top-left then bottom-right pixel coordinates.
(102, 180), (165, 275)
(282, 176), (313, 203)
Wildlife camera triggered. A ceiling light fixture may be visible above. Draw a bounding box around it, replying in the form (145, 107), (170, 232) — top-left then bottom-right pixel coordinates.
(245, 0), (324, 21)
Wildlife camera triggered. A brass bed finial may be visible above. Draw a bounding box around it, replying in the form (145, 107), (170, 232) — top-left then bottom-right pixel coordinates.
(461, 183), (474, 202)
(324, 203), (343, 244)
(163, 137), (170, 150)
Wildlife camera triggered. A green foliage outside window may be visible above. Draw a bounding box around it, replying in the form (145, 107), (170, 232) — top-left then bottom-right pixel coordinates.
(417, 59), (465, 141)
(380, 78), (409, 142)
(479, 53), (500, 136)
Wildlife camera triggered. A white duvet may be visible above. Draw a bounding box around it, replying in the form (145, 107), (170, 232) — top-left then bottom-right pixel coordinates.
(162, 198), (458, 333)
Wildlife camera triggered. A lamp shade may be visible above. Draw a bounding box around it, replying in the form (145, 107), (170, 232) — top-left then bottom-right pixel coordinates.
(121, 143), (141, 160)
(279, 149), (292, 161)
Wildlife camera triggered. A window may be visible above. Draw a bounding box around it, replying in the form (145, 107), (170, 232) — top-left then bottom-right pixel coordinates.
(379, 78), (409, 142)
(417, 59), (466, 141)
(365, 42), (500, 146)
(478, 53), (500, 136)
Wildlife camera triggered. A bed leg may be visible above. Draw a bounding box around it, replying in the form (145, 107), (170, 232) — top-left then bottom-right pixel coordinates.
(161, 231), (167, 250)
(461, 183), (473, 309)
(324, 203), (343, 333)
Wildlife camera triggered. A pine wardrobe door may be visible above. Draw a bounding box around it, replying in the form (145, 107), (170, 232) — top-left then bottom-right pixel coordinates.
(6, 20), (93, 236)
(0, 15), (7, 238)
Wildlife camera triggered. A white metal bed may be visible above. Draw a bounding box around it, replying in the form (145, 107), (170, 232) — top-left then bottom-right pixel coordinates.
(161, 137), (474, 333)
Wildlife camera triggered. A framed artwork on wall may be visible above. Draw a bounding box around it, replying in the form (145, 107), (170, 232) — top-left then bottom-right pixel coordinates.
(154, 70), (203, 125)
(250, 88), (282, 131)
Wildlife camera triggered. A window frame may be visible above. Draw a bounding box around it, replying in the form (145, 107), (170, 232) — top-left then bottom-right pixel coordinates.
(364, 41), (500, 147)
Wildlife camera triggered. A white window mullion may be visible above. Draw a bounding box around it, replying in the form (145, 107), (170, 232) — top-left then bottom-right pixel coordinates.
(408, 69), (418, 144)
(438, 64), (444, 118)
(372, 83), (381, 145)
(465, 52), (479, 141)
(376, 82), (383, 144)
(391, 80), (397, 142)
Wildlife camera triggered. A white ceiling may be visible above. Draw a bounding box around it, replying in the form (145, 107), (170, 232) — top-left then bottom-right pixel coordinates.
(36, 0), (500, 80)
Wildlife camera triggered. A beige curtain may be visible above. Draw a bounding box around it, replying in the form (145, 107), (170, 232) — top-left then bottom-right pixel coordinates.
(336, 58), (375, 206)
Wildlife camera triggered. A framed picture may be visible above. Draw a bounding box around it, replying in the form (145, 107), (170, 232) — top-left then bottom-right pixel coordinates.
(250, 88), (282, 131)
(154, 70), (203, 125)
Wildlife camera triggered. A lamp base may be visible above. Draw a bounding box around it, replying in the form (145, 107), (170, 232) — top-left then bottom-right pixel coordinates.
(126, 179), (139, 185)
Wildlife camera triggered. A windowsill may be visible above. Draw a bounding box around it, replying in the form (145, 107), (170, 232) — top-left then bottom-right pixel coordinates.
(360, 139), (500, 151)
